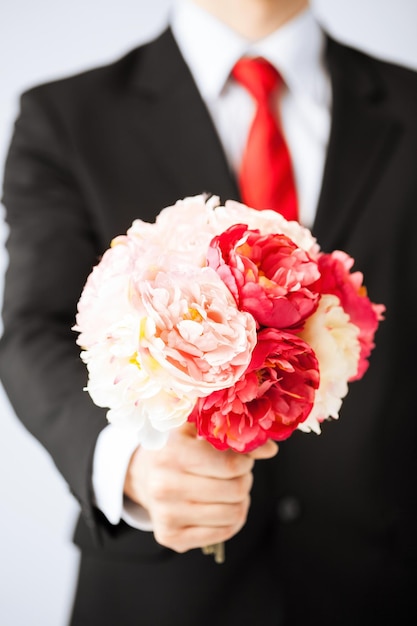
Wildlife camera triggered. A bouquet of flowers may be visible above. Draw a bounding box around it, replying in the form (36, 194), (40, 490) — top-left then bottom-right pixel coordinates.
(74, 194), (384, 561)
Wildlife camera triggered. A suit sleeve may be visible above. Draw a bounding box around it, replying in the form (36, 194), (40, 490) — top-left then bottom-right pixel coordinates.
(0, 87), (108, 533)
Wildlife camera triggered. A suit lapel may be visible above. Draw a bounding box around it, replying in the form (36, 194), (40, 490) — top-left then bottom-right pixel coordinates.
(313, 37), (402, 251)
(125, 30), (401, 247)
(127, 28), (240, 204)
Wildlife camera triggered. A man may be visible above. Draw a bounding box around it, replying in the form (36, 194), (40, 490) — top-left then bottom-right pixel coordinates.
(1, 0), (417, 624)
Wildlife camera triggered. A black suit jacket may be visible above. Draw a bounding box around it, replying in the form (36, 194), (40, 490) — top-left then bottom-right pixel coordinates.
(1, 27), (417, 626)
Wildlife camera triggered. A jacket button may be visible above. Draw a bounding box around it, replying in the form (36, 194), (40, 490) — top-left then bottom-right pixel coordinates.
(276, 496), (301, 523)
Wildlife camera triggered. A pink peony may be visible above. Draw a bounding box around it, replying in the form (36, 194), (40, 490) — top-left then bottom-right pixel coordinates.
(127, 195), (221, 269)
(135, 266), (256, 395)
(190, 327), (320, 452)
(207, 224), (320, 330)
(75, 231), (257, 448)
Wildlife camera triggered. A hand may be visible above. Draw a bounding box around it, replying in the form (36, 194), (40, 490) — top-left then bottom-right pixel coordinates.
(124, 423), (278, 553)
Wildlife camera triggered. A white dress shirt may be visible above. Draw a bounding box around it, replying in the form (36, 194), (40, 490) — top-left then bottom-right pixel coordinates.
(92, 0), (332, 530)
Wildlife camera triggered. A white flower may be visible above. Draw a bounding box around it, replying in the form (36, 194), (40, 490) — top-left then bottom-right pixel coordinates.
(298, 294), (360, 434)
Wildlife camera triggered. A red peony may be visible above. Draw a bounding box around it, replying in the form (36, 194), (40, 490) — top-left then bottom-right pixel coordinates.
(189, 327), (320, 452)
(207, 224), (321, 331)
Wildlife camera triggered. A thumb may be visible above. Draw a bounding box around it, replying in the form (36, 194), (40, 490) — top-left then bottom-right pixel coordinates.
(248, 439), (279, 460)
(179, 420), (198, 438)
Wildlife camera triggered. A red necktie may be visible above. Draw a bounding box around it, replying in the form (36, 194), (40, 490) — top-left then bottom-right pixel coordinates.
(232, 57), (298, 221)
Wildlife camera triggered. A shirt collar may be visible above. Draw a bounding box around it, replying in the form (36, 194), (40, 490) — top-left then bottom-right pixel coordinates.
(170, 0), (330, 106)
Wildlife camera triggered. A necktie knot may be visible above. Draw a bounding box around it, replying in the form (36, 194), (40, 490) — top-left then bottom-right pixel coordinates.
(232, 57), (282, 104)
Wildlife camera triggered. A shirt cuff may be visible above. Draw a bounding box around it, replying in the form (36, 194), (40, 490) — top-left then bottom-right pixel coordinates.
(92, 424), (153, 531)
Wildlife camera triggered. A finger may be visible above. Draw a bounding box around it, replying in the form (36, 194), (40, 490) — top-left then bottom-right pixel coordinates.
(145, 466), (254, 508)
(248, 439), (279, 460)
(154, 520), (244, 554)
(162, 499), (251, 528)
(178, 420), (198, 438)
(171, 472), (254, 504)
(153, 500), (250, 552)
(171, 430), (255, 478)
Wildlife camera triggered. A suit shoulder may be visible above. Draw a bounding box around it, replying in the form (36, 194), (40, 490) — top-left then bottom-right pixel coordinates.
(358, 47), (417, 95)
(326, 34), (417, 76)
(326, 35), (417, 106)
(19, 30), (167, 109)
